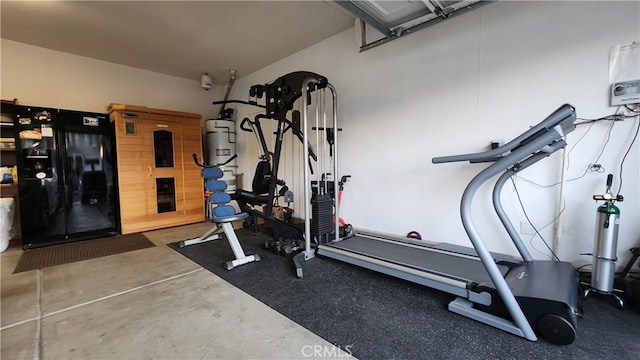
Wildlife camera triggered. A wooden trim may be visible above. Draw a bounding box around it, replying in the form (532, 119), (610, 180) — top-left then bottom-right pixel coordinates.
(109, 104), (202, 119)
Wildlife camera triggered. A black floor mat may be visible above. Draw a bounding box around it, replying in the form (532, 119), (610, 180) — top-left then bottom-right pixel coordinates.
(15, 233), (155, 273)
(169, 228), (640, 360)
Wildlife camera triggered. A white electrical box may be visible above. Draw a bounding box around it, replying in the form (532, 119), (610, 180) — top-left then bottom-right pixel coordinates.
(611, 79), (640, 106)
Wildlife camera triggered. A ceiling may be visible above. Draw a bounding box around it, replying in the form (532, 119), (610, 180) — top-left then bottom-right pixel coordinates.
(1, 1), (356, 85)
(1, 1), (489, 86)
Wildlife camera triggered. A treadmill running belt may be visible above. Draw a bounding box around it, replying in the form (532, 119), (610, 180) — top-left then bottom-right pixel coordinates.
(327, 236), (509, 287)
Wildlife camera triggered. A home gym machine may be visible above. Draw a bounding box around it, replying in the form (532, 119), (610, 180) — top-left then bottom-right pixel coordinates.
(300, 100), (582, 345)
(212, 71), (328, 241)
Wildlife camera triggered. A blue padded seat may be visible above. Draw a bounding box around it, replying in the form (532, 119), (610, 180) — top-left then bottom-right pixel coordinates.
(211, 204), (237, 221)
(202, 167), (224, 178)
(205, 179), (227, 192)
(209, 191), (231, 204)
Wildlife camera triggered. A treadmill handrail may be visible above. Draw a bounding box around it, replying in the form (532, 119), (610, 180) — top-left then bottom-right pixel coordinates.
(457, 129), (569, 342)
(432, 104), (576, 164)
(492, 139), (567, 262)
(431, 104), (578, 342)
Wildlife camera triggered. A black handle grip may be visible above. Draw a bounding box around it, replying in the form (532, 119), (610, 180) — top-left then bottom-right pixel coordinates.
(606, 174), (613, 187)
(217, 154), (238, 167)
(240, 118), (253, 132)
(192, 153), (237, 168)
(192, 153), (203, 167)
(340, 175), (351, 184)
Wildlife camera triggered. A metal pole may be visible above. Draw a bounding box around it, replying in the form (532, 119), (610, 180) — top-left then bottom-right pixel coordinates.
(328, 83), (339, 243)
(302, 77), (321, 258)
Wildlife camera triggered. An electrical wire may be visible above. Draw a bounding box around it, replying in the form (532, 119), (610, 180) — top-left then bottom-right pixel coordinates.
(568, 121), (596, 155)
(592, 120), (615, 165)
(516, 105), (640, 189)
(515, 119), (614, 188)
(559, 121), (595, 175)
(575, 116), (617, 126)
(576, 263), (592, 270)
(508, 109), (637, 263)
(616, 113), (640, 195)
(625, 104), (640, 113)
(527, 207), (565, 260)
(510, 178), (560, 261)
(575, 106), (624, 125)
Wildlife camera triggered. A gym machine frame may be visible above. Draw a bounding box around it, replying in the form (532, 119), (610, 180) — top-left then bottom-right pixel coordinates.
(298, 96), (581, 345)
(213, 71), (327, 241)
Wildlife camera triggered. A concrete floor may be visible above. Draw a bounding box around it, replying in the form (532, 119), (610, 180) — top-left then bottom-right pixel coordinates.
(1, 222), (343, 359)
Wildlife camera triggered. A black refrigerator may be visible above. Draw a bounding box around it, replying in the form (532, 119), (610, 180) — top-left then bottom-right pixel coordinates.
(6, 104), (119, 249)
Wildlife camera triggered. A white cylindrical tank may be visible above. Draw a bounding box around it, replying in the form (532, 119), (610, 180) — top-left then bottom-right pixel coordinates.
(205, 118), (237, 192)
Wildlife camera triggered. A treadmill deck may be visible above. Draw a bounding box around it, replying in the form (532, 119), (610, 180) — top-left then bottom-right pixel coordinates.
(322, 235), (509, 288)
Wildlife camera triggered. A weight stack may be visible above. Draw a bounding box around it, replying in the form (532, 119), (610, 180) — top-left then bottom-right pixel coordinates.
(312, 193), (333, 243)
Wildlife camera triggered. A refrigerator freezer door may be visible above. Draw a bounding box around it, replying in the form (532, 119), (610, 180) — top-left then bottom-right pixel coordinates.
(11, 106), (66, 243)
(57, 110), (117, 244)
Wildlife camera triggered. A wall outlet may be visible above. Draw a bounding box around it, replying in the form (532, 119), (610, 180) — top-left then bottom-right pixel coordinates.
(283, 190), (294, 203)
(520, 221), (536, 235)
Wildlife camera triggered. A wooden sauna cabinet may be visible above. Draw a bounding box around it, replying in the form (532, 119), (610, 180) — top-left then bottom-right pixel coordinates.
(109, 104), (204, 234)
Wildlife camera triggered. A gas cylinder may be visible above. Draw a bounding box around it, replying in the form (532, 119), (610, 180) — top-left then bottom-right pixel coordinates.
(589, 174), (624, 294)
(591, 201), (620, 293)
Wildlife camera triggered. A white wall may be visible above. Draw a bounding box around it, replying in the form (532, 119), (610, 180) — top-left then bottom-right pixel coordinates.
(1, 39), (224, 118)
(229, 1), (640, 267)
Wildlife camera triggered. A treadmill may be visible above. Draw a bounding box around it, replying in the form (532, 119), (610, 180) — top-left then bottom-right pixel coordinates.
(297, 95), (581, 345)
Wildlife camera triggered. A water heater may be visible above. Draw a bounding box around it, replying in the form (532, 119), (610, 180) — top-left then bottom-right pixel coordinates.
(205, 118), (237, 192)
